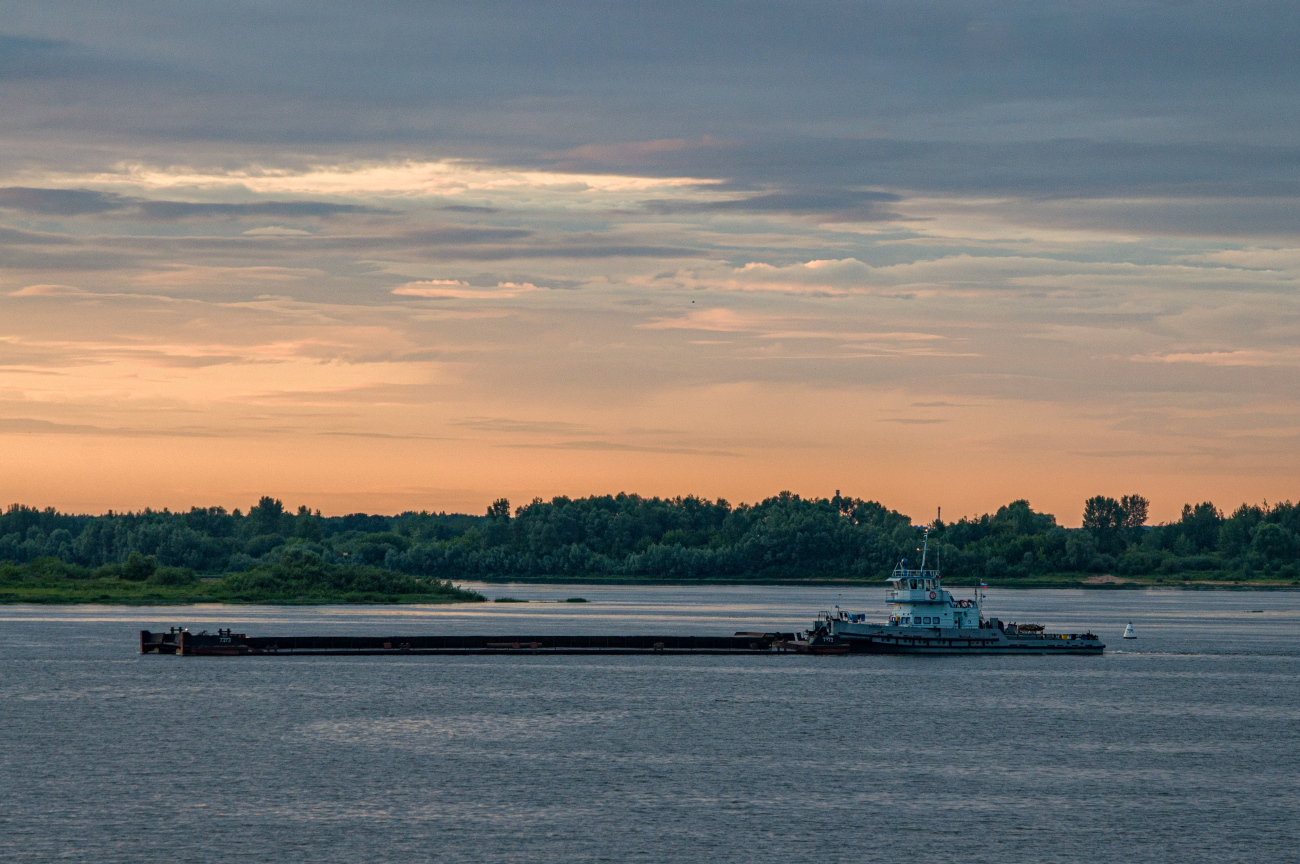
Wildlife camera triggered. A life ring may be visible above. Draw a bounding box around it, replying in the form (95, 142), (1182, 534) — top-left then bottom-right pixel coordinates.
(958, 599), (970, 608)
(928, 591), (937, 599)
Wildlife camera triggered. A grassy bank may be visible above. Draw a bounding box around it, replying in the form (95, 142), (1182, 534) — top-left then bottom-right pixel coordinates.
(0, 553), (486, 605)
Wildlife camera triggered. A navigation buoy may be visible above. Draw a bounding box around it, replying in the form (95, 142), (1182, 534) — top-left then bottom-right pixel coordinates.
(1122, 622), (1136, 639)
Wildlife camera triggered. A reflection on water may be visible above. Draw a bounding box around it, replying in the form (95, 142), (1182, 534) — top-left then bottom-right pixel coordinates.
(1, 587), (1297, 863)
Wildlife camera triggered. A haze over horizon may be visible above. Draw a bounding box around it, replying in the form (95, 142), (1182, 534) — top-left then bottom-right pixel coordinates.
(2, 2), (1298, 527)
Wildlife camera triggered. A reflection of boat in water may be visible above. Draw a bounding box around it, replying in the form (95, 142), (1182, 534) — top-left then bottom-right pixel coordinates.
(786, 530), (1105, 656)
(1123, 622), (1136, 639)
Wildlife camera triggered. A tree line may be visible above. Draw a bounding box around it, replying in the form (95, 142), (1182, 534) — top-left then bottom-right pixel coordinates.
(2, 491), (1298, 585)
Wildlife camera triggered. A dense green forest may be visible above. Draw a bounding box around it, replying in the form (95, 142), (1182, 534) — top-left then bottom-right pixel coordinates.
(1, 490), (1298, 602)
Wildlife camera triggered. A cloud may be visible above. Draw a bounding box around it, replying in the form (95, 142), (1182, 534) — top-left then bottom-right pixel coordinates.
(647, 259), (881, 295)
(0, 186), (123, 215)
(0, 226), (77, 245)
(136, 200), (382, 220)
(761, 330), (944, 342)
(642, 188), (904, 222)
(1191, 247), (1300, 270)
(403, 227), (532, 244)
(503, 440), (738, 456)
(561, 137), (727, 165)
(73, 161), (715, 196)
(0, 33), (120, 81)
(6, 5), (1300, 208)
(1131, 349), (1300, 367)
(0, 417), (114, 435)
(961, 196), (1300, 241)
(393, 280), (543, 299)
(0, 186), (386, 220)
(445, 244), (707, 261)
(452, 417), (587, 435)
(242, 226), (313, 236)
(320, 431), (455, 440)
(7, 283), (87, 297)
(0, 417), (215, 437)
(639, 308), (785, 333)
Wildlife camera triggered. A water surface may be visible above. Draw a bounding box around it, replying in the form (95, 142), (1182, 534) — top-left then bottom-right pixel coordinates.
(2, 586), (1296, 863)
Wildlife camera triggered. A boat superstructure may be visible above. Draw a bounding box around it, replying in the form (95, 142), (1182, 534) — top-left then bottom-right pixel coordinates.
(798, 529), (1104, 655)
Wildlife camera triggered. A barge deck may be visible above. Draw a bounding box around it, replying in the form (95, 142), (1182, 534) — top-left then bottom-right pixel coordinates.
(141, 628), (798, 656)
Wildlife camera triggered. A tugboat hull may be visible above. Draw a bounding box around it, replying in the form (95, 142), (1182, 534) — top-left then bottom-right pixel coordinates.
(837, 628), (1104, 655)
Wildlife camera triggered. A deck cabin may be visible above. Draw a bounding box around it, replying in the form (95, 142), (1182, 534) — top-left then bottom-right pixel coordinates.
(885, 561), (981, 629)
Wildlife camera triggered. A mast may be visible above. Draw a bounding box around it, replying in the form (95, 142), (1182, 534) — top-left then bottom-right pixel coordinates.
(918, 527), (929, 572)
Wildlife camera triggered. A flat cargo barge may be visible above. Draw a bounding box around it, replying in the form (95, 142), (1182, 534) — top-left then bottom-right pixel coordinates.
(141, 628), (797, 656)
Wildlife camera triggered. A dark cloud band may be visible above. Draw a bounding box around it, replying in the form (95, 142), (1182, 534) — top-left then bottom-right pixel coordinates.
(0, 187), (389, 219)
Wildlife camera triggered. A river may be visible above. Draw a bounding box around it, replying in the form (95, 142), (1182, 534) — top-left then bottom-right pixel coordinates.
(1, 585), (1296, 863)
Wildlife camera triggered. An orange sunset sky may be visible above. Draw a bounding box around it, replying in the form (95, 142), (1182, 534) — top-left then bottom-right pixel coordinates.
(3, 6), (1298, 526)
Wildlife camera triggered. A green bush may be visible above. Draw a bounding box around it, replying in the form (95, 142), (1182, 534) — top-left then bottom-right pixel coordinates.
(122, 551), (157, 581)
(148, 565), (198, 586)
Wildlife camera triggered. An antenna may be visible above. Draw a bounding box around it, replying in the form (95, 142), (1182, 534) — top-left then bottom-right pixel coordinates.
(919, 527), (929, 571)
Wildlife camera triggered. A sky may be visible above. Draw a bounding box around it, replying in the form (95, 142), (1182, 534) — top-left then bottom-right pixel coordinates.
(1, 1), (1298, 525)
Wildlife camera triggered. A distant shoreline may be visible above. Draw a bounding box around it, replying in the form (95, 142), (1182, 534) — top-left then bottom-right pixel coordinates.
(6, 494), (1297, 596)
(459, 577), (1300, 590)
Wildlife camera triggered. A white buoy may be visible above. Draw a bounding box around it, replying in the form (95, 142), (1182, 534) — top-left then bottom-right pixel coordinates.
(1122, 622), (1136, 639)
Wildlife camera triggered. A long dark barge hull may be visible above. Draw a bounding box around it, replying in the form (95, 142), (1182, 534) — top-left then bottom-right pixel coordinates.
(141, 629), (795, 656)
(142, 629), (1104, 657)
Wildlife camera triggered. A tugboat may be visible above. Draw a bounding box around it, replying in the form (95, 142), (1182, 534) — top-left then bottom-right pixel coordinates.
(789, 529), (1105, 655)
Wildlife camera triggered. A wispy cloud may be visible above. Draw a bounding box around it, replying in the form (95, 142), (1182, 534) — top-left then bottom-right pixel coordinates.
(393, 280), (544, 300)
(502, 440), (738, 457)
(8, 283), (87, 297)
(453, 417), (588, 435)
(1132, 349), (1300, 367)
(638, 308), (785, 332)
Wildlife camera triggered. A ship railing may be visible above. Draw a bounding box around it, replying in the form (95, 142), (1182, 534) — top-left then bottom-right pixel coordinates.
(889, 565), (942, 580)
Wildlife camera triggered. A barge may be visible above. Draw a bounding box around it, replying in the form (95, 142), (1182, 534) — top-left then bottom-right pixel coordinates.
(141, 532), (1103, 658)
(140, 628), (799, 656)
